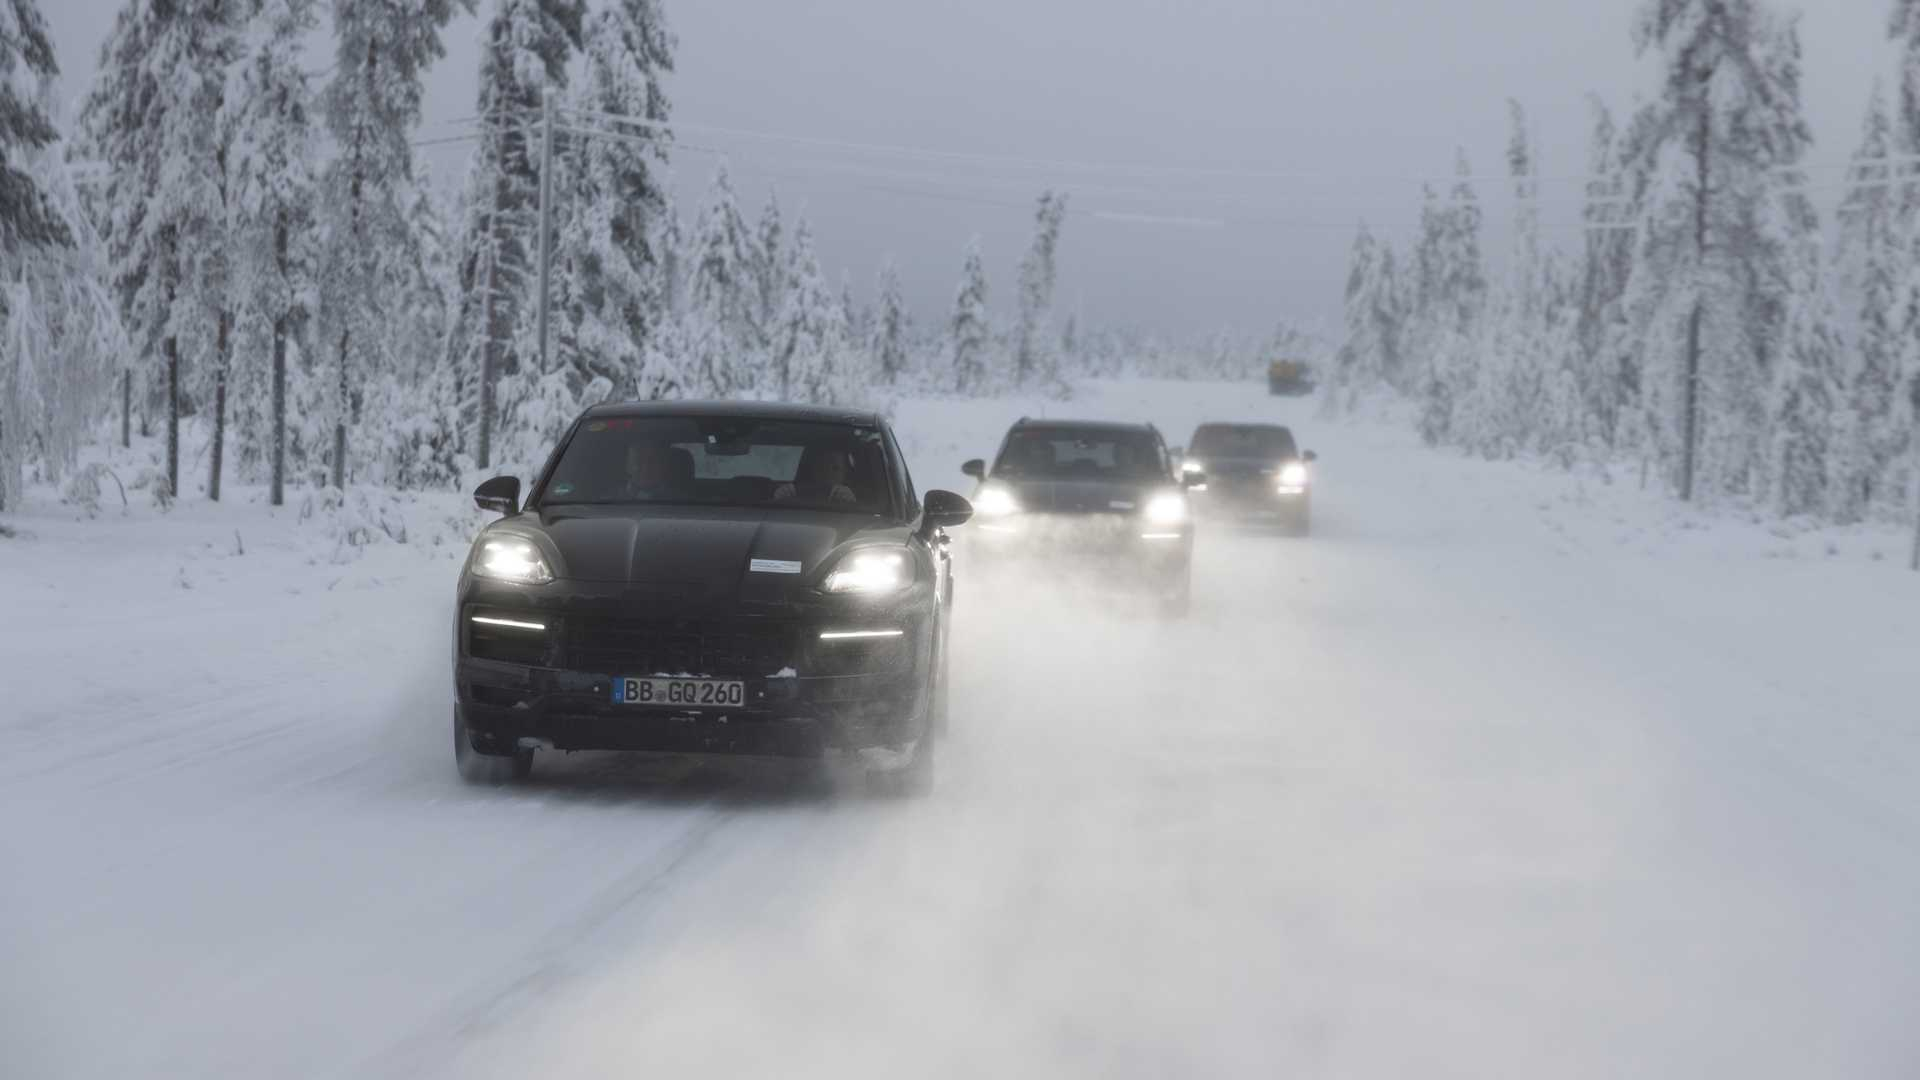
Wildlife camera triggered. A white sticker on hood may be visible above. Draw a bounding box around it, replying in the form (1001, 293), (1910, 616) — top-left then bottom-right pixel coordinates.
(1109, 500), (1136, 510)
(749, 558), (803, 575)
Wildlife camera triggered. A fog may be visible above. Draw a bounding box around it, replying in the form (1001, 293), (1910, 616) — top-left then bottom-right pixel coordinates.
(42, 1), (1889, 334)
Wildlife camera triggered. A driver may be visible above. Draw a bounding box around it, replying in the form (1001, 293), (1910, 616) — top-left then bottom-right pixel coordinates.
(775, 446), (857, 505)
(624, 443), (689, 500)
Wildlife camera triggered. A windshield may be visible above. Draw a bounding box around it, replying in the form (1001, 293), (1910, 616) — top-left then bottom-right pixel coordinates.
(539, 416), (894, 516)
(1189, 424), (1297, 459)
(993, 427), (1165, 481)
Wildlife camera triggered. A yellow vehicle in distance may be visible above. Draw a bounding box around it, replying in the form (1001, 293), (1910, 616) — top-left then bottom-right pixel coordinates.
(1267, 358), (1315, 396)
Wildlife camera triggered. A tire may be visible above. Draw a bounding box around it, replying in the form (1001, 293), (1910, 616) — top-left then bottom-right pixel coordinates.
(867, 734), (935, 798)
(453, 705), (533, 784)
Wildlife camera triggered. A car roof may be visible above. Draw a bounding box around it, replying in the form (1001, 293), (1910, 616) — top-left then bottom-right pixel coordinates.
(584, 399), (885, 426)
(1193, 421), (1293, 432)
(1009, 417), (1159, 435)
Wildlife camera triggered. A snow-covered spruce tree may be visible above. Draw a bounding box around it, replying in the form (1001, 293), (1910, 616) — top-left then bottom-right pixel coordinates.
(1327, 223), (1401, 417)
(0, 0), (71, 512)
(1622, 0), (1812, 503)
(771, 218), (848, 404)
(1770, 204), (1842, 518)
(1830, 86), (1906, 520)
(751, 188), (784, 348)
(224, 0), (318, 505)
(452, 0), (583, 469)
(550, 0), (673, 404)
(1414, 151), (1487, 447)
(318, 0), (473, 488)
(81, 0), (244, 504)
(1012, 190), (1068, 387)
(874, 258), (908, 384)
(948, 238), (991, 395)
(685, 162), (758, 396)
(1576, 96), (1643, 447)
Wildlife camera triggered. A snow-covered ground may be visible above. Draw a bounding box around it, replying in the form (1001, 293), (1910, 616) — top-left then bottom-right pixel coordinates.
(3, 379), (1918, 1078)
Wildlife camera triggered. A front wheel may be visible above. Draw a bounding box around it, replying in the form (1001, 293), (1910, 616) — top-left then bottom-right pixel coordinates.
(453, 706), (533, 784)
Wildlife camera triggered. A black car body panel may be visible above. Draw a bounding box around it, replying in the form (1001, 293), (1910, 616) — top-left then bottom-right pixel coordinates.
(452, 401), (966, 764)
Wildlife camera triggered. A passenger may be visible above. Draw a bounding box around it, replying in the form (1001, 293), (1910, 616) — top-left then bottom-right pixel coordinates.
(775, 446), (858, 505)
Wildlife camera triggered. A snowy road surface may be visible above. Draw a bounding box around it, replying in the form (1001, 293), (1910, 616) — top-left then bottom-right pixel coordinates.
(5, 381), (1918, 1078)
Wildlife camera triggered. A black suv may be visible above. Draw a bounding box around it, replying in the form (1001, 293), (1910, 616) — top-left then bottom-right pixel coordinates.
(453, 401), (972, 793)
(1178, 422), (1316, 534)
(961, 418), (1199, 615)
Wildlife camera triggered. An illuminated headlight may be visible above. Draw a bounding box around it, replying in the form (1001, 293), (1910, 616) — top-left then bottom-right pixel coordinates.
(472, 537), (553, 584)
(1180, 459), (1206, 476)
(1144, 491), (1189, 526)
(824, 548), (912, 595)
(1276, 462), (1310, 492)
(973, 485), (1020, 517)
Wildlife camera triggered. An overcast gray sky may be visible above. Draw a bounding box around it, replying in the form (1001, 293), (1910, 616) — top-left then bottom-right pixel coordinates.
(46, 1), (1892, 337)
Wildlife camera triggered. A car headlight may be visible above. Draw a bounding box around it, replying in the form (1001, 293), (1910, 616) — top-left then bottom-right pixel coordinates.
(1180, 459), (1206, 476)
(1144, 490), (1189, 526)
(824, 548), (913, 595)
(973, 485), (1020, 516)
(471, 537), (554, 584)
(1277, 462), (1309, 489)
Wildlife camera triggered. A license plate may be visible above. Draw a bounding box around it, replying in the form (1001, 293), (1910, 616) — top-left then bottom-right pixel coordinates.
(613, 677), (747, 708)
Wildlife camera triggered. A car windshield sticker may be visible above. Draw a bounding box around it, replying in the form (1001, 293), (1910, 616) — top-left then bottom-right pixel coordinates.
(551, 482), (574, 496)
(749, 559), (803, 575)
(585, 420), (607, 432)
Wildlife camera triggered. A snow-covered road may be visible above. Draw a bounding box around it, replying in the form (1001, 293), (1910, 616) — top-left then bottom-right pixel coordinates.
(5, 381), (1918, 1078)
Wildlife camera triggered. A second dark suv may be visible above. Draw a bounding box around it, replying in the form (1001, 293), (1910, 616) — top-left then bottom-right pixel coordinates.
(961, 418), (1200, 616)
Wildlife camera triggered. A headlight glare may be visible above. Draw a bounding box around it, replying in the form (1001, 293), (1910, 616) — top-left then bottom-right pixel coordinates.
(1180, 459), (1206, 476)
(1277, 462), (1310, 489)
(825, 548), (912, 594)
(473, 537), (553, 584)
(974, 485), (1020, 516)
(1145, 491), (1189, 526)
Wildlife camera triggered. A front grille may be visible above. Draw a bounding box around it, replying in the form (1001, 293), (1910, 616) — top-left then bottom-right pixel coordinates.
(565, 616), (796, 678)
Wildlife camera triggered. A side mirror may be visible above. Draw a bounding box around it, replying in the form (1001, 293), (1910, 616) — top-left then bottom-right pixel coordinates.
(1303, 450), (1318, 463)
(921, 489), (973, 533)
(474, 475), (520, 516)
(961, 459), (986, 480)
(1181, 470), (1208, 489)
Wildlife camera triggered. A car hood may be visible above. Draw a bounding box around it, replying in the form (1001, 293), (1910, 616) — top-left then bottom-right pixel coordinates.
(989, 477), (1173, 513)
(510, 504), (902, 594)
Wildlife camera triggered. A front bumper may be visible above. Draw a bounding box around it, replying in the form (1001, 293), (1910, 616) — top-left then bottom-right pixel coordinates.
(965, 513), (1191, 580)
(454, 583), (935, 758)
(1192, 482), (1309, 521)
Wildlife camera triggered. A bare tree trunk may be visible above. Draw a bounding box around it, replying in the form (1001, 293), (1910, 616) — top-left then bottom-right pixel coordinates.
(121, 368), (131, 449)
(271, 215), (288, 507)
(166, 334), (180, 500)
(209, 311), (230, 501)
(1680, 101), (1710, 503)
(333, 325), (349, 490)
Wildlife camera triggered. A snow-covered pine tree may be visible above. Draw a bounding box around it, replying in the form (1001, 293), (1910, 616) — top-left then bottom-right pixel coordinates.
(0, 0), (71, 511)
(318, 0), (473, 488)
(1771, 201), (1842, 517)
(81, 0), (244, 503)
(1577, 95), (1642, 446)
(225, 0), (317, 505)
(874, 258), (908, 384)
(1416, 150), (1487, 446)
(554, 0), (673, 402)
(771, 218), (846, 404)
(752, 189), (784, 348)
(1831, 85), (1906, 520)
(1624, 0), (1812, 502)
(1328, 223), (1399, 417)
(453, 0), (583, 469)
(685, 162), (758, 396)
(1012, 190), (1068, 386)
(949, 238), (991, 395)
